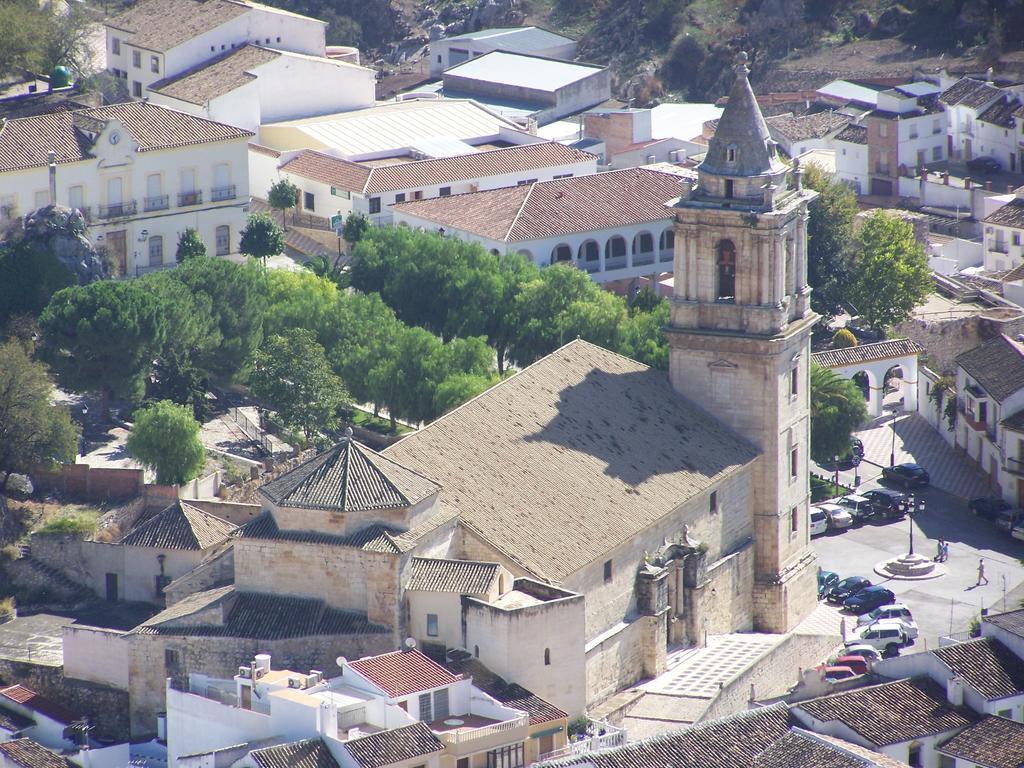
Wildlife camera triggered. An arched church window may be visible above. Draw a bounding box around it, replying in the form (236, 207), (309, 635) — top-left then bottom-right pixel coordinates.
(716, 239), (736, 302)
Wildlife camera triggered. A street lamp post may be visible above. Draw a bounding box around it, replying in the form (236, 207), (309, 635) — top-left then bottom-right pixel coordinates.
(890, 411), (897, 467)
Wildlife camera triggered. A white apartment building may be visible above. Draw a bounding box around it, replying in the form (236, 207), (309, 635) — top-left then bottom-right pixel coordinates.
(0, 101), (251, 276)
(147, 44), (376, 136)
(983, 193), (1024, 272)
(832, 123), (869, 193)
(270, 141), (597, 225)
(975, 95), (1024, 173)
(104, 0), (326, 100)
(940, 77), (1006, 162)
(167, 650), (564, 768)
(391, 167), (686, 285)
(955, 333), (1024, 506)
(428, 27), (576, 77)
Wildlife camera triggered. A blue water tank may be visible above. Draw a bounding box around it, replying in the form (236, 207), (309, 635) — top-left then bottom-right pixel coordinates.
(51, 65), (72, 88)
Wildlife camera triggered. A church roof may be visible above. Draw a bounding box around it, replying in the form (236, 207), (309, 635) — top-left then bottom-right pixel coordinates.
(698, 52), (787, 178)
(384, 339), (757, 582)
(119, 500), (238, 550)
(259, 435), (439, 512)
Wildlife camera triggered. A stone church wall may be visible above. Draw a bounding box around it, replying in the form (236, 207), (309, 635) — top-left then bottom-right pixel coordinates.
(584, 613), (662, 709)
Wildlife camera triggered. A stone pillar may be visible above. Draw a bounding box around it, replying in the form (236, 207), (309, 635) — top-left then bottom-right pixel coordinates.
(774, 238), (785, 307)
(686, 228), (699, 301)
(903, 356), (919, 412)
(761, 235), (772, 306)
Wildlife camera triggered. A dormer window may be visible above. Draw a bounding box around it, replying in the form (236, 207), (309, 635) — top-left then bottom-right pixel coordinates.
(726, 144), (737, 163)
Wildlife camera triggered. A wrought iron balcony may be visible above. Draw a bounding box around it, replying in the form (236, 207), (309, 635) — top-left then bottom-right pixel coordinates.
(178, 191), (203, 207)
(211, 185), (236, 202)
(144, 195), (169, 212)
(98, 201), (137, 219)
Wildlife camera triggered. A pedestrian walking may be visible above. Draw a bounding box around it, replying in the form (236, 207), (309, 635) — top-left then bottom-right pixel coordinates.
(942, 541), (949, 562)
(978, 558), (989, 586)
(935, 539), (944, 562)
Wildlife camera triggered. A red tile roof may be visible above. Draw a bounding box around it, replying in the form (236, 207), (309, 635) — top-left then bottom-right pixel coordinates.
(348, 649), (462, 697)
(0, 685), (79, 725)
(280, 142), (594, 196)
(391, 167), (683, 243)
(0, 739), (71, 768)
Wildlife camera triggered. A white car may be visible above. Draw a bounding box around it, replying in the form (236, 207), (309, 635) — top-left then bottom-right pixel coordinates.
(816, 503), (853, 530)
(843, 644), (882, 663)
(836, 494), (873, 524)
(846, 620), (912, 655)
(810, 507), (829, 537)
(866, 616), (919, 641)
(857, 603), (913, 627)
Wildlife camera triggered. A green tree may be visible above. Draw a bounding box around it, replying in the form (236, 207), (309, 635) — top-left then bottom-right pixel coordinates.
(0, 340), (78, 494)
(251, 328), (349, 441)
(126, 400), (205, 485)
(342, 212), (370, 247)
(0, 235), (76, 326)
(175, 228), (207, 262)
(620, 298), (670, 369)
(39, 281), (167, 417)
(263, 269), (340, 347)
(240, 212), (285, 266)
(804, 163), (858, 320)
(832, 327), (857, 348)
(327, 292), (403, 414)
(368, 326), (444, 429)
(166, 257), (266, 381)
(810, 363), (867, 463)
(268, 179), (299, 232)
(487, 253), (540, 374)
(847, 210), (932, 333)
(0, 0), (94, 79)
(433, 373), (493, 415)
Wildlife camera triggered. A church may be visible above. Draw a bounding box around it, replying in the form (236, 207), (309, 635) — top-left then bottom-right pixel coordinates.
(123, 52), (820, 736)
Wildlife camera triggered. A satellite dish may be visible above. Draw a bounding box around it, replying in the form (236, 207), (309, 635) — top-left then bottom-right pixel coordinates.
(405, 637), (417, 650)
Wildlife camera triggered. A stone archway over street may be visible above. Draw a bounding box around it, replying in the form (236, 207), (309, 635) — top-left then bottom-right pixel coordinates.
(812, 339), (924, 418)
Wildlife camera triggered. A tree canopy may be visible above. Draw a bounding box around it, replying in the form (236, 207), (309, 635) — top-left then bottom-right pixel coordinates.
(240, 212), (285, 264)
(0, 234), (76, 327)
(176, 228), (207, 262)
(127, 400), (205, 485)
(268, 179), (299, 232)
(0, 340), (78, 493)
(804, 163), (857, 320)
(0, 0), (96, 79)
(39, 281), (167, 416)
(847, 210), (932, 333)
(810, 363), (867, 463)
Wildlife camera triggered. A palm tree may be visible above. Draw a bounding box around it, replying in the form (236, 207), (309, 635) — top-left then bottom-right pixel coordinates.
(810, 363), (867, 462)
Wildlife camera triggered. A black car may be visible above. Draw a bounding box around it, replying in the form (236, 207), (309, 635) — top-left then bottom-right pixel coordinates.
(881, 463), (930, 488)
(827, 576), (872, 604)
(969, 497), (1012, 520)
(966, 156), (1001, 174)
(843, 586), (897, 614)
(862, 488), (909, 519)
(818, 570), (840, 599)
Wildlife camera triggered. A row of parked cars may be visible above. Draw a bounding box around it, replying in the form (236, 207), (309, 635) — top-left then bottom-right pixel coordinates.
(968, 497), (1024, 540)
(810, 488), (915, 536)
(817, 570), (918, 665)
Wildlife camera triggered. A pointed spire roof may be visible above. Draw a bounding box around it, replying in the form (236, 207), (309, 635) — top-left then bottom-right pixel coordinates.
(119, 500), (238, 550)
(260, 431), (440, 512)
(698, 51), (786, 178)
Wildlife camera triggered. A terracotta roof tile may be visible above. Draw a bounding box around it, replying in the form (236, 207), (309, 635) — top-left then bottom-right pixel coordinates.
(0, 101), (252, 172)
(120, 500), (237, 550)
(940, 78), (1003, 109)
(348, 650), (461, 697)
(812, 339), (923, 368)
(795, 678), (977, 746)
(938, 715), (1024, 768)
(0, 740), (71, 768)
(752, 730), (871, 768)
(405, 558), (500, 593)
(0, 709), (33, 733)
(385, 340), (758, 582)
(260, 438), (438, 513)
(0, 686), (78, 725)
(107, 0), (251, 53)
(149, 45), (280, 104)
(279, 151), (372, 194)
(932, 638), (1024, 700)
(979, 96), (1023, 129)
(342, 722), (444, 768)
(835, 124), (868, 145)
(984, 199), (1024, 229)
(767, 112), (851, 143)
(391, 168), (682, 243)
(251, 739), (340, 768)
(956, 334), (1024, 402)
(238, 511), (412, 553)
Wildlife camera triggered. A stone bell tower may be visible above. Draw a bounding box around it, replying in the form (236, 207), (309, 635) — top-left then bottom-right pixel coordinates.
(667, 51), (819, 633)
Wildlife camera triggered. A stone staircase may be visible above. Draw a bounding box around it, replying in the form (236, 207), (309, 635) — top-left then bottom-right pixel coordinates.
(13, 545), (96, 605)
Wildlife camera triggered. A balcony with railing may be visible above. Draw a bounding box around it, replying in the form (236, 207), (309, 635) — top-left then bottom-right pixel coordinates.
(660, 248), (673, 263)
(604, 255), (627, 270)
(211, 184), (236, 202)
(144, 195), (169, 212)
(433, 712), (529, 747)
(990, 241), (1010, 254)
(98, 201), (137, 219)
(539, 720), (625, 761)
(178, 190), (203, 207)
(633, 250), (656, 267)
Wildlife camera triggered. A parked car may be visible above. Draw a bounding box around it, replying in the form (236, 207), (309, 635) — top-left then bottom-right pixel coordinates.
(827, 576), (872, 604)
(1012, 523), (1024, 542)
(881, 462), (930, 488)
(857, 602), (913, 627)
(842, 644), (882, 663)
(819, 665), (858, 682)
(843, 586), (897, 614)
(818, 570), (840, 599)
(867, 616), (919, 641)
(836, 494), (873, 524)
(846, 621), (910, 656)
(833, 655), (870, 676)
(816, 503), (854, 530)
(969, 497), (1012, 520)
(862, 488), (909, 519)
(966, 156), (1001, 174)
(995, 508), (1022, 533)
(810, 507), (830, 537)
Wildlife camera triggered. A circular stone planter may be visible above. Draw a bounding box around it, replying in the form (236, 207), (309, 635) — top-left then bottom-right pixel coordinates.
(873, 552), (948, 580)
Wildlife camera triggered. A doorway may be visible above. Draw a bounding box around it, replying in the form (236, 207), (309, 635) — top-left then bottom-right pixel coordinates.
(107, 230), (127, 275)
(105, 572), (118, 601)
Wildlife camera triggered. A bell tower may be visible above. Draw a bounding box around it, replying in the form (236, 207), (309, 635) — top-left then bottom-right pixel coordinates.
(667, 52), (819, 633)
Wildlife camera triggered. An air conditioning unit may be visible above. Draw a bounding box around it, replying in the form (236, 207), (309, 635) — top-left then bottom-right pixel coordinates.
(646, 155), (656, 164)
(254, 667), (266, 680)
(310, 670), (324, 682)
(238, 666), (252, 679)
(669, 150), (679, 162)
(305, 674), (319, 688)
(288, 676), (304, 689)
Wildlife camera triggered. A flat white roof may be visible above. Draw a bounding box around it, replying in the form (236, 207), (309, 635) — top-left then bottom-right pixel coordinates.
(444, 51), (604, 92)
(650, 102), (723, 142)
(817, 79), (883, 107)
(895, 81), (942, 97)
(261, 98), (520, 157)
(443, 26), (574, 48)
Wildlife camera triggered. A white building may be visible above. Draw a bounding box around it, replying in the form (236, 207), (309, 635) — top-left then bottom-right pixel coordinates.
(975, 95), (1024, 173)
(0, 101), (252, 276)
(940, 77), (1006, 162)
(270, 141), (597, 225)
(0, 685), (81, 752)
(391, 167), (687, 284)
(104, 0), (326, 101)
(167, 650), (560, 768)
(832, 123), (869, 193)
(428, 27), (576, 78)
(982, 193), (1024, 272)
(765, 111), (852, 159)
(955, 333), (1024, 505)
(582, 109), (703, 169)
(147, 44), (376, 136)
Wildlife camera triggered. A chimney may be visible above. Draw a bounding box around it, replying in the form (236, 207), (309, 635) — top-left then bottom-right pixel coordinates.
(943, 172), (950, 185)
(946, 675), (964, 707)
(986, 67), (994, 85)
(254, 654), (271, 675)
(965, 177), (972, 190)
(48, 151), (57, 206)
